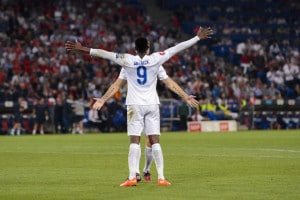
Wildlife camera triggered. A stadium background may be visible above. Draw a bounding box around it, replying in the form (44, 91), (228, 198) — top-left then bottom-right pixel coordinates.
(0, 0), (299, 135)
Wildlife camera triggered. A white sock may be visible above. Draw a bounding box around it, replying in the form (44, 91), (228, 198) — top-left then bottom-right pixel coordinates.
(152, 143), (164, 180)
(143, 146), (153, 173)
(135, 144), (141, 174)
(128, 143), (140, 180)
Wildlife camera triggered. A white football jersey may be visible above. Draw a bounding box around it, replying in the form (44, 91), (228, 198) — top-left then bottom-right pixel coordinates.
(118, 66), (168, 105)
(90, 36), (200, 105)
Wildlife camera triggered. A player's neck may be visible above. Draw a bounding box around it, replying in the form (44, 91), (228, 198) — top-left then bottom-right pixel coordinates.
(138, 53), (146, 59)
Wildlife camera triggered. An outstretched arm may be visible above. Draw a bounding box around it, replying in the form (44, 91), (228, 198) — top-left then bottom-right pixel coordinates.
(65, 40), (91, 53)
(65, 40), (119, 63)
(92, 78), (126, 110)
(161, 77), (199, 107)
(163, 27), (213, 59)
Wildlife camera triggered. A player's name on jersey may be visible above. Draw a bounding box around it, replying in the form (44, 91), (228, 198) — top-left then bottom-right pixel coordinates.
(134, 60), (149, 66)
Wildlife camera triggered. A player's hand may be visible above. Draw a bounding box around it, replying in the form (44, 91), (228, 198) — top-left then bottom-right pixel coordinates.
(92, 98), (105, 110)
(89, 98), (96, 109)
(65, 40), (82, 52)
(184, 95), (199, 107)
(197, 27), (213, 40)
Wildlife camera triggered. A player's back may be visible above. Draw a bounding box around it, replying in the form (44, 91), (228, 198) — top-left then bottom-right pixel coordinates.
(123, 54), (162, 105)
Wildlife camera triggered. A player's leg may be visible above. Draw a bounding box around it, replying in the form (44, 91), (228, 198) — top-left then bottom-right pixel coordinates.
(143, 136), (152, 181)
(120, 105), (143, 186)
(148, 135), (163, 179)
(135, 130), (147, 181)
(128, 136), (140, 180)
(145, 105), (170, 186)
(120, 135), (140, 186)
(135, 143), (141, 182)
(148, 135), (171, 186)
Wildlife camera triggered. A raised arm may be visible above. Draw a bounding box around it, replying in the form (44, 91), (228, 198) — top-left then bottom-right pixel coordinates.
(161, 77), (199, 107)
(92, 78), (126, 110)
(163, 27), (213, 59)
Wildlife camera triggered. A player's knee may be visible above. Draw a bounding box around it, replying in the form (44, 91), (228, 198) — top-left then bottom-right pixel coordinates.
(130, 136), (140, 144)
(149, 135), (160, 145)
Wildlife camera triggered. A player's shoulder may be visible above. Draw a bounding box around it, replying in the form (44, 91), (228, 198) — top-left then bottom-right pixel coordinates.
(147, 52), (168, 62)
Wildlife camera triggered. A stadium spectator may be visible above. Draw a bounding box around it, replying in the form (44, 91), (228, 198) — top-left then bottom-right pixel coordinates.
(266, 112), (278, 130)
(87, 105), (102, 131)
(54, 96), (65, 133)
(293, 112), (300, 128)
(253, 112), (262, 129)
(217, 98), (238, 120)
(265, 82), (281, 100)
(283, 58), (298, 89)
(98, 104), (110, 133)
(32, 97), (48, 135)
(177, 101), (190, 130)
(112, 100), (126, 132)
(71, 94), (86, 134)
(240, 49), (253, 74)
(276, 112), (287, 130)
(10, 97), (27, 136)
(199, 99), (218, 120)
(64, 94), (75, 133)
(282, 111), (292, 130)
(190, 106), (209, 122)
(0, 68), (6, 86)
(289, 112), (299, 129)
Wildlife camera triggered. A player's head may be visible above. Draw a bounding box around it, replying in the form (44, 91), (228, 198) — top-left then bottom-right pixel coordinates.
(135, 37), (149, 54)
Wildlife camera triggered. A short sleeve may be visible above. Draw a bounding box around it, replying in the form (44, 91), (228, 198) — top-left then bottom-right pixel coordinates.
(158, 66), (168, 80)
(118, 68), (127, 80)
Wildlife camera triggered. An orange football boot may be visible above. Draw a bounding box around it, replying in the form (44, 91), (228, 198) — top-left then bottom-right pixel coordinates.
(120, 178), (137, 187)
(157, 178), (171, 186)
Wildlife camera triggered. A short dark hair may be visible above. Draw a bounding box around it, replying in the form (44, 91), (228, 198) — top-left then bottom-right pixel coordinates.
(135, 37), (149, 53)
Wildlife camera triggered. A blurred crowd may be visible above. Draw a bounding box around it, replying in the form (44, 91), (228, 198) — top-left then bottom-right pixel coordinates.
(0, 0), (299, 134)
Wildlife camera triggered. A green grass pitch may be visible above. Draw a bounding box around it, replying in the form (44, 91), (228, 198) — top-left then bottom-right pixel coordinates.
(0, 130), (299, 200)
